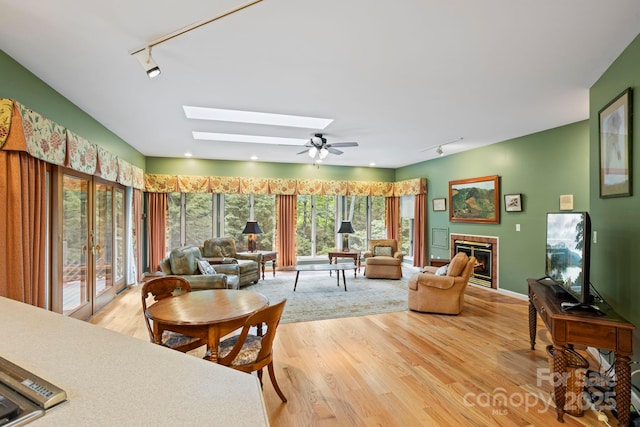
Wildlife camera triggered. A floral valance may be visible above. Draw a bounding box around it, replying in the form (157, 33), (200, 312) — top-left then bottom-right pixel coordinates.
(178, 175), (209, 193)
(145, 174), (426, 196)
(66, 130), (97, 174)
(0, 99), (12, 148)
(117, 158), (133, 186)
(0, 99), (145, 190)
(145, 174), (178, 192)
(395, 178), (427, 196)
(4, 101), (67, 165)
(96, 147), (118, 182)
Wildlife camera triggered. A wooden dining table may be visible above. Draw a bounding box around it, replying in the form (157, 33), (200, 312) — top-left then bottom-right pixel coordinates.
(145, 289), (269, 362)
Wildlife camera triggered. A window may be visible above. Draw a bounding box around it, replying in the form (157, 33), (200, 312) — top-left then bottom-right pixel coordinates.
(400, 195), (414, 258)
(370, 196), (386, 240)
(167, 193), (215, 252)
(185, 193), (214, 246)
(223, 194), (275, 252)
(297, 195), (336, 257)
(167, 193), (182, 252)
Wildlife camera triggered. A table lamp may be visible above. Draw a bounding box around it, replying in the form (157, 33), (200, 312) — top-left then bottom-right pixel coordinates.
(242, 221), (263, 252)
(338, 221), (355, 252)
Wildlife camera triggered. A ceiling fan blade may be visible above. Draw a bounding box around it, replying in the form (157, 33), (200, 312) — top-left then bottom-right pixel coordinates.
(327, 142), (358, 148)
(297, 149), (310, 155)
(327, 147), (343, 155)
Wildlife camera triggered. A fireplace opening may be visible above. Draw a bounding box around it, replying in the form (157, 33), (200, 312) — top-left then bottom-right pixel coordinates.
(451, 235), (498, 288)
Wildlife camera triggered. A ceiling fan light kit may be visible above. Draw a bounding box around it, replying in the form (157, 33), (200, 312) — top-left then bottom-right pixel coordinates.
(300, 133), (358, 161)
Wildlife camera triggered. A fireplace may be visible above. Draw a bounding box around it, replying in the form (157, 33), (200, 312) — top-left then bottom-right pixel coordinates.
(450, 234), (498, 288)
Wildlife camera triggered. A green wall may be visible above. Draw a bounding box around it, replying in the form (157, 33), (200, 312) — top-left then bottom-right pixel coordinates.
(0, 50), (145, 168)
(589, 34), (640, 368)
(397, 121), (589, 295)
(145, 157), (395, 181)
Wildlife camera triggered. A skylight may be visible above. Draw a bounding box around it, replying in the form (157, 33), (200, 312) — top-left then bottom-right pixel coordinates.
(192, 132), (308, 146)
(183, 106), (333, 129)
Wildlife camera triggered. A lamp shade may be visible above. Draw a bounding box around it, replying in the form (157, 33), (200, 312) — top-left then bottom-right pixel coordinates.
(242, 221), (263, 234)
(337, 221), (354, 234)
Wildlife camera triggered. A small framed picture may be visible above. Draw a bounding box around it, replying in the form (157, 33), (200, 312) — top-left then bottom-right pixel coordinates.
(559, 194), (574, 211)
(432, 198), (446, 212)
(504, 194), (522, 212)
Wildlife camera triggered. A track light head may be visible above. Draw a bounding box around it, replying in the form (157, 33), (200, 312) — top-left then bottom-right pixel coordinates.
(436, 146), (444, 156)
(134, 47), (161, 79)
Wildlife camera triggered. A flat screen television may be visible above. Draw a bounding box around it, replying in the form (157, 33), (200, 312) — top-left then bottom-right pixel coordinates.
(544, 211), (593, 308)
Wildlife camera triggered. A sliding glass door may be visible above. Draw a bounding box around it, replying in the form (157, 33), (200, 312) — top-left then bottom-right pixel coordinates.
(55, 170), (125, 319)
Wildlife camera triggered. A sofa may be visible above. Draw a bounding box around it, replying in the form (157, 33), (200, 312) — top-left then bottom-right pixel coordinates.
(363, 239), (403, 279)
(199, 238), (261, 287)
(159, 246), (240, 290)
(407, 252), (476, 315)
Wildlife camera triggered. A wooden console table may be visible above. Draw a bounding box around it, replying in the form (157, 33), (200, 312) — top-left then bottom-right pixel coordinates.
(328, 250), (361, 278)
(528, 279), (635, 425)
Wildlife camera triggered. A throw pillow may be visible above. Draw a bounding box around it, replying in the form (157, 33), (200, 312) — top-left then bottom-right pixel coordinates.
(373, 245), (393, 257)
(197, 260), (217, 275)
(435, 265), (448, 276)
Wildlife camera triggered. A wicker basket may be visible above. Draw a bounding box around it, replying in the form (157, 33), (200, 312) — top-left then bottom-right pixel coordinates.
(546, 345), (589, 416)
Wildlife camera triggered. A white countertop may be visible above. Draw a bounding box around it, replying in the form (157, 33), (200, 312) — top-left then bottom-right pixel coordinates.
(0, 297), (269, 426)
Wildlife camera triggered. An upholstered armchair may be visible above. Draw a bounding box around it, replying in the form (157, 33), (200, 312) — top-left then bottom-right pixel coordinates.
(159, 246), (239, 290)
(363, 239), (404, 279)
(408, 252), (476, 315)
(200, 238), (261, 287)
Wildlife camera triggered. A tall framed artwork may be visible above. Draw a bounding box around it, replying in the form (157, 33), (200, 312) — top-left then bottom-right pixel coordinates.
(599, 88), (632, 198)
(449, 175), (500, 224)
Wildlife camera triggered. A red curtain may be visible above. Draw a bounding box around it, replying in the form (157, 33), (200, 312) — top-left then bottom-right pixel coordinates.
(275, 194), (297, 267)
(0, 150), (47, 307)
(413, 193), (427, 267)
(385, 196), (400, 243)
(147, 192), (167, 273)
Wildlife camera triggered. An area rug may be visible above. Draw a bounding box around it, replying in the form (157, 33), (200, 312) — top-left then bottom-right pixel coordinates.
(243, 271), (408, 323)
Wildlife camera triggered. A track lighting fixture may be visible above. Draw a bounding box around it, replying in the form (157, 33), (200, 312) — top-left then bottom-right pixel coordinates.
(420, 137), (464, 157)
(129, 0), (263, 78)
(134, 47), (161, 78)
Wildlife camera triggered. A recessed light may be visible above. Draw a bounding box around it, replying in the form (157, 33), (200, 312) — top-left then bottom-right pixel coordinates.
(184, 152), (193, 157)
(250, 155), (258, 160)
(184, 106), (333, 129)
(193, 132), (307, 146)
(369, 162), (376, 167)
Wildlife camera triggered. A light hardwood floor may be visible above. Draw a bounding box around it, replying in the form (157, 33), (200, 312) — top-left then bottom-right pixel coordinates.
(89, 279), (608, 426)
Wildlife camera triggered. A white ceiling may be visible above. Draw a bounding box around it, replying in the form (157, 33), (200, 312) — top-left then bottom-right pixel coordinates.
(1, 1), (639, 168)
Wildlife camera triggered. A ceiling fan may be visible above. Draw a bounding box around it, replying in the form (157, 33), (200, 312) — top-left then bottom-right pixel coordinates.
(297, 133), (359, 160)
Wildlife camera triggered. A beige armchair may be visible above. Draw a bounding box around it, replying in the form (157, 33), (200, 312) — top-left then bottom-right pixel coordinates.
(200, 238), (261, 287)
(363, 239), (403, 279)
(408, 252), (476, 315)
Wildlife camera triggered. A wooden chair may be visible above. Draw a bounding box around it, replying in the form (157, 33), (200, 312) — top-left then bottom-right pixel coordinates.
(217, 299), (288, 403)
(141, 275), (204, 352)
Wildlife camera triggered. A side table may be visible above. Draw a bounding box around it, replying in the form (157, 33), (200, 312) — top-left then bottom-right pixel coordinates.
(238, 250), (277, 280)
(328, 250), (361, 278)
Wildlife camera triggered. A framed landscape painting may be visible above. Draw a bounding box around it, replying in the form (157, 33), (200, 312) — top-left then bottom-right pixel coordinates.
(599, 88), (632, 198)
(449, 175), (500, 224)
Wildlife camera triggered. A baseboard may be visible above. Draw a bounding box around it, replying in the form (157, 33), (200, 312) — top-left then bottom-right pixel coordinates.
(467, 283), (529, 301)
(587, 347), (640, 414)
